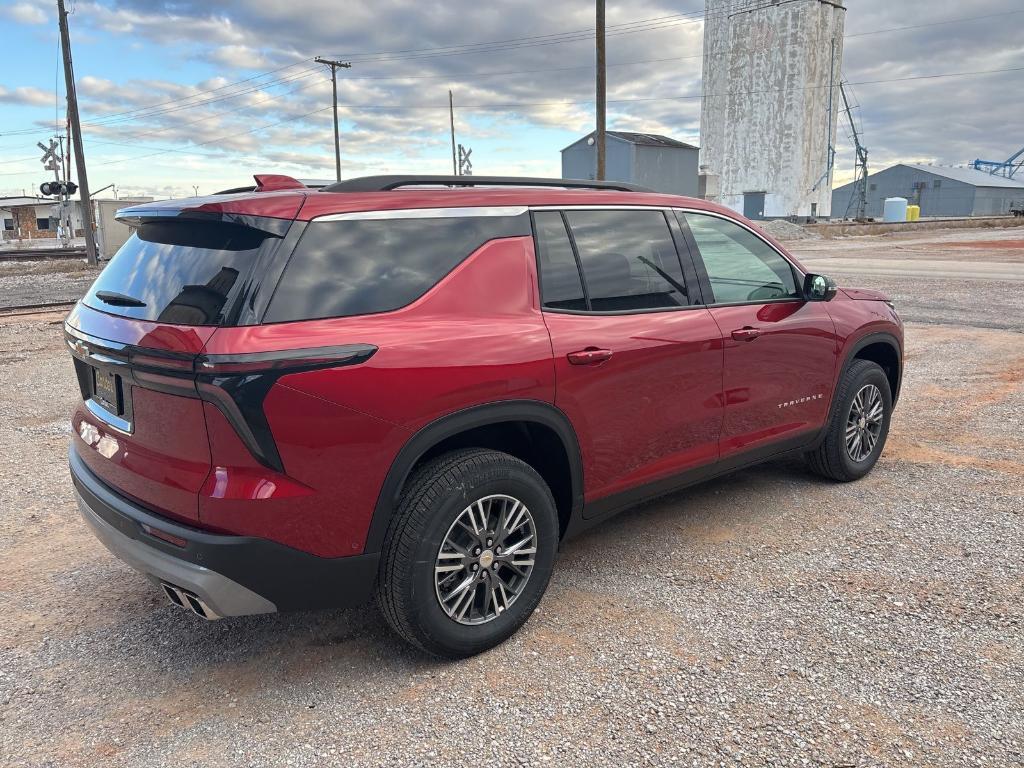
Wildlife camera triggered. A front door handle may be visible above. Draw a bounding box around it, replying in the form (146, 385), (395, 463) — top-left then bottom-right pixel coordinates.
(731, 326), (762, 342)
(567, 347), (613, 365)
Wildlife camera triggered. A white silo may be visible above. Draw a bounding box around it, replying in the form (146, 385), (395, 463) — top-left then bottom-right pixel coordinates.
(700, 0), (847, 219)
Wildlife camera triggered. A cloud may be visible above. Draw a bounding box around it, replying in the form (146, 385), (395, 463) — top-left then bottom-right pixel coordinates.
(7, 1), (47, 24)
(0, 85), (52, 106)
(3, 0), (1020, 199)
(209, 45), (273, 69)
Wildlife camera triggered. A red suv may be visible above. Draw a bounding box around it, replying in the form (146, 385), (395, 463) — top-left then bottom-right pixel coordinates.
(67, 175), (903, 656)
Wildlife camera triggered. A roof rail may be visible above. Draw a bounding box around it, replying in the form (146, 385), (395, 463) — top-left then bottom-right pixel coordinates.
(321, 175), (652, 193)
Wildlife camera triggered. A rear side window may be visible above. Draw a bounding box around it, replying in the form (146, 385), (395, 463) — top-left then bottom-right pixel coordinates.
(265, 213), (530, 322)
(82, 220), (278, 326)
(533, 212), (586, 311)
(564, 210), (688, 312)
(683, 213), (799, 304)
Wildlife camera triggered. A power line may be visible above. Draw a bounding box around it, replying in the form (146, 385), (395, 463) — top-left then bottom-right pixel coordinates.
(0, 63), (323, 136)
(2, 6), (1018, 138)
(78, 64), (1024, 170)
(0, 8), (728, 137)
(1, 61), (1017, 178)
(0, 11), (707, 136)
(75, 59), (318, 124)
(334, 10), (706, 62)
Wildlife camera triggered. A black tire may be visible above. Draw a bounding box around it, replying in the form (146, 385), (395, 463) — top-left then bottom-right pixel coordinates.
(376, 448), (559, 657)
(805, 359), (893, 481)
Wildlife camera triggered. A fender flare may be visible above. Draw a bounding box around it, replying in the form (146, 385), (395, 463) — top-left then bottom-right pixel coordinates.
(840, 331), (903, 402)
(362, 400), (584, 554)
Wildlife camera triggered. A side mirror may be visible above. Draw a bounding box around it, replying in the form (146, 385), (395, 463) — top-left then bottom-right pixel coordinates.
(803, 273), (837, 302)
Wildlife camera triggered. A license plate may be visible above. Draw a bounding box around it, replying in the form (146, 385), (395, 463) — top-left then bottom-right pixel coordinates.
(92, 367), (123, 414)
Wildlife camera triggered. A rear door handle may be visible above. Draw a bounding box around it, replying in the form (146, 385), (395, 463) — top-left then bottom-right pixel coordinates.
(730, 327), (762, 342)
(567, 347), (613, 365)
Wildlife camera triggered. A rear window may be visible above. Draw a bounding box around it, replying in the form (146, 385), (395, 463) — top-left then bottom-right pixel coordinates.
(264, 212), (530, 322)
(83, 220), (279, 326)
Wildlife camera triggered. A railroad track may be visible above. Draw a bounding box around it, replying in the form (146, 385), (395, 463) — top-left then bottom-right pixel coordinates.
(0, 248), (87, 261)
(0, 300), (77, 318)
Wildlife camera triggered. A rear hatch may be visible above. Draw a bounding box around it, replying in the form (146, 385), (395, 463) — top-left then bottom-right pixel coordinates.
(67, 199), (301, 523)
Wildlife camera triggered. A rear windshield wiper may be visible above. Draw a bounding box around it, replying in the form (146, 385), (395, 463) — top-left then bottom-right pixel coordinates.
(94, 290), (147, 308)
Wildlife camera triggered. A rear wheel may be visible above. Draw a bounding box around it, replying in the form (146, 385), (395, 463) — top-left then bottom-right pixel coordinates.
(806, 359), (892, 481)
(376, 448), (558, 657)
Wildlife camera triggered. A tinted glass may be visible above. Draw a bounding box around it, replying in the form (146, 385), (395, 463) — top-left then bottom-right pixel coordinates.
(82, 220), (276, 326)
(533, 212), (586, 311)
(684, 213), (799, 304)
(565, 210), (687, 312)
(266, 214), (529, 322)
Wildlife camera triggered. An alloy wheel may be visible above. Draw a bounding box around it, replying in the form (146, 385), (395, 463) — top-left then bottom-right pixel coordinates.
(434, 494), (537, 625)
(845, 383), (884, 462)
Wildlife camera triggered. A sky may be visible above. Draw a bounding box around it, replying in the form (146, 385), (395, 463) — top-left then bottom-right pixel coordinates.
(0, 0), (1021, 199)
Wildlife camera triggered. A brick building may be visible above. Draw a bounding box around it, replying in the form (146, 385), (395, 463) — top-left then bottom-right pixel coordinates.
(0, 196), (86, 242)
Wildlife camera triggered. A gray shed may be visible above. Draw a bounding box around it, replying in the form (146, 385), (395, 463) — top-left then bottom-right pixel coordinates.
(560, 131), (699, 196)
(831, 163), (1024, 219)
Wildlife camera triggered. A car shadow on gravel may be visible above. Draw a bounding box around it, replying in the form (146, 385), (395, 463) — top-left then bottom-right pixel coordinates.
(58, 456), (844, 688)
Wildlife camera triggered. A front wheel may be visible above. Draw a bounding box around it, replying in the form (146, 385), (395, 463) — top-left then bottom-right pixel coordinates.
(806, 359), (893, 481)
(376, 448), (559, 657)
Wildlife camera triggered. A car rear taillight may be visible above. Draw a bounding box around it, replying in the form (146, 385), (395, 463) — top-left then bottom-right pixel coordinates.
(195, 344), (377, 375)
(68, 323), (378, 473)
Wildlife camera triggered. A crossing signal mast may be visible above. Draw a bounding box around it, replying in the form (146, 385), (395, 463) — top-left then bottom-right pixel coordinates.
(38, 138), (77, 248)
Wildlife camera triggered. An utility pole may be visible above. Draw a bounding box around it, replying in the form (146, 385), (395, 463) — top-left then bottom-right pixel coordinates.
(315, 57), (351, 182)
(595, 0), (607, 181)
(448, 90), (458, 175)
(57, 0), (98, 265)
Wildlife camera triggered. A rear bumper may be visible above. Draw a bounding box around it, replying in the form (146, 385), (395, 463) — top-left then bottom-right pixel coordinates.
(70, 446), (379, 617)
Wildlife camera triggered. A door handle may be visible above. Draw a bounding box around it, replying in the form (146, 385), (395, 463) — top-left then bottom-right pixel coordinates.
(730, 326), (762, 342)
(567, 347), (613, 365)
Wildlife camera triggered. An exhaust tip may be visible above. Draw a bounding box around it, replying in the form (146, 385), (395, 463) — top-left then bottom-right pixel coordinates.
(160, 582), (221, 620)
(162, 582), (185, 607)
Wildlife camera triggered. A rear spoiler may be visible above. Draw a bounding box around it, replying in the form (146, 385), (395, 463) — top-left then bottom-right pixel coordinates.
(114, 206), (293, 237)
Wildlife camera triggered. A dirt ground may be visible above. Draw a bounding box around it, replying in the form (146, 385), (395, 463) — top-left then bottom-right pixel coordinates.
(0, 226), (1021, 767)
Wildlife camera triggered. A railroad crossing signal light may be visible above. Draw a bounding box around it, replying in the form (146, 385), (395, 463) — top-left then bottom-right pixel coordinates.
(39, 181), (78, 196)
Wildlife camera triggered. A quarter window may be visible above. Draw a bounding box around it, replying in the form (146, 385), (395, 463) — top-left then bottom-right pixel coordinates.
(684, 213), (799, 304)
(564, 210), (687, 312)
(266, 213), (529, 322)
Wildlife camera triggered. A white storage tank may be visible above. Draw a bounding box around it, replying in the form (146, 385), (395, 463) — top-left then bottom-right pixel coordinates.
(883, 197), (908, 222)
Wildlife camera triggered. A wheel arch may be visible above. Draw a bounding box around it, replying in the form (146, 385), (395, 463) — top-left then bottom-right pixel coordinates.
(845, 331), (902, 404)
(363, 400), (584, 554)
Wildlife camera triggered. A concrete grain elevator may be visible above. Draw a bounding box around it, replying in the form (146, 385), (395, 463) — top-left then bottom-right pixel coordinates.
(700, 0), (846, 219)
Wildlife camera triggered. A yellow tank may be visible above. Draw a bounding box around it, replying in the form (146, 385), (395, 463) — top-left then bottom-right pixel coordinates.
(906, 205), (921, 221)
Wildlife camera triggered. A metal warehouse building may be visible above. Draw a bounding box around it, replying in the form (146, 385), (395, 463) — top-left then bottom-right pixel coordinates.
(832, 163), (1024, 219)
(560, 131), (699, 196)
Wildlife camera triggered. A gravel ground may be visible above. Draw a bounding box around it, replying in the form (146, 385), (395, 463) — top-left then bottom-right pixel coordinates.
(755, 219), (821, 241)
(0, 259), (100, 309)
(792, 228), (1024, 331)
(0, 230), (1021, 767)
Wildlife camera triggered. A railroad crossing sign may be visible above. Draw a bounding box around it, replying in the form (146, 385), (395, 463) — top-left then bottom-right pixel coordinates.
(458, 144), (473, 176)
(38, 139), (60, 172)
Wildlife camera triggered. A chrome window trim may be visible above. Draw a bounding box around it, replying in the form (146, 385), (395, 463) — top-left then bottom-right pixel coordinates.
(528, 204), (806, 280)
(313, 206), (529, 222)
